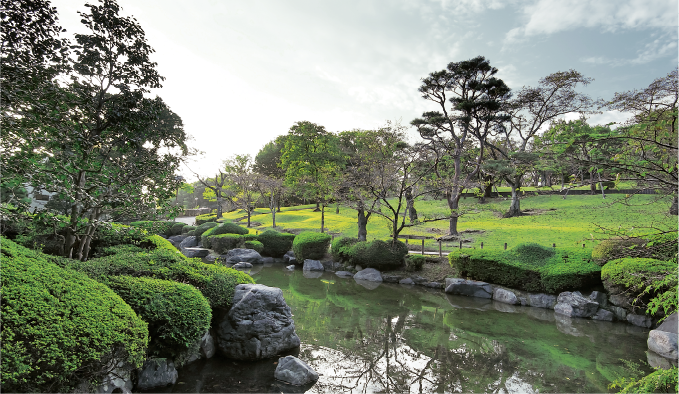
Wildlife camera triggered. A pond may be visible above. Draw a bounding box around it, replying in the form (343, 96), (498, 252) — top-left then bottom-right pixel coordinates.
(141, 264), (652, 393)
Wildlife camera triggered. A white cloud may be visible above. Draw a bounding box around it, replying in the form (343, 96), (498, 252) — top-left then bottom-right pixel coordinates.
(579, 29), (677, 66)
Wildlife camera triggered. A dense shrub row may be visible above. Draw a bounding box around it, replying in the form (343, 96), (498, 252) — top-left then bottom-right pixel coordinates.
(201, 222), (249, 248)
(293, 231), (332, 261)
(182, 225), (196, 234)
(195, 213), (218, 225)
(331, 237), (408, 270)
(194, 222), (219, 241)
(245, 240), (264, 253)
(449, 243), (601, 293)
(129, 221), (174, 236)
(1, 238), (149, 392)
(258, 230), (296, 257)
(212, 234), (245, 254)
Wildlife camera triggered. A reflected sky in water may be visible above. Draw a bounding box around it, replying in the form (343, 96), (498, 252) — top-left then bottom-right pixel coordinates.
(141, 265), (651, 393)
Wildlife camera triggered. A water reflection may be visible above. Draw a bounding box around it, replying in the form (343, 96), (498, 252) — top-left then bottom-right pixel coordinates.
(142, 266), (651, 393)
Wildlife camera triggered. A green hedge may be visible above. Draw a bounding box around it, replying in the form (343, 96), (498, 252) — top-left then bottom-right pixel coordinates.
(194, 222), (219, 242)
(244, 233), (259, 242)
(103, 276), (211, 356)
(258, 230), (296, 257)
(143, 234), (178, 253)
(201, 227), (217, 248)
(212, 234), (245, 254)
(170, 222), (187, 236)
(292, 231), (331, 261)
(449, 243), (601, 293)
(68, 248), (254, 309)
(182, 225), (196, 234)
(195, 213), (218, 225)
(245, 240), (264, 254)
(1, 238), (149, 392)
(405, 254), (426, 272)
(331, 237), (359, 262)
(92, 222), (148, 252)
(95, 244), (146, 257)
(202, 222), (250, 249)
(130, 221), (174, 236)
(601, 257), (675, 295)
(345, 239), (408, 270)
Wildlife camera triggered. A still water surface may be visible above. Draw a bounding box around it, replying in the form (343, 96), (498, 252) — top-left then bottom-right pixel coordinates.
(142, 264), (652, 393)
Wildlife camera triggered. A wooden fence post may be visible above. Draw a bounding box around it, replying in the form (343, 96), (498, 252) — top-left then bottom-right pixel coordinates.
(504, 243), (507, 250)
(459, 241), (462, 249)
(421, 239), (425, 255)
(582, 243), (585, 248)
(480, 242), (484, 249)
(552, 243), (556, 248)
(439, 241), (442, 257)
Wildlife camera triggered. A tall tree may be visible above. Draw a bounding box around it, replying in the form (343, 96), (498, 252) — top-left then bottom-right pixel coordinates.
(223, 154), (260, 227)
(411, 56), (510, 235)
(281, 121), (344, 233)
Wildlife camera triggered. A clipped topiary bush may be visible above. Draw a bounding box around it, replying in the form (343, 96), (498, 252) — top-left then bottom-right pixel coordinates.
(212, 234), (245, 254)
(195, 213), (218, 225)
(449, 243), (600, 293)
(104, 276), (211, 356)
(1, 238), (149, 393)
(292, 231), (331, 261)
(258, 230), (296, 257)
(187, 230), (196, 236)
(202, 222), (250, 249)
(129, 221), (174, 236)
(244, 240), (264, 253)
(331, 236), (359, 262)
(591, 238), (646, 265)
(345, 239), (408, 270)
(243, 233), (259, 242)
(182, 225), (196, 234)
(201, 226), (217, 248)
(142, 234), (179, 253)
(194, 222), (219, 242)
(405, 254), (426, 272)
(68, 248), (254, 309)
(170, 222), (188, 236)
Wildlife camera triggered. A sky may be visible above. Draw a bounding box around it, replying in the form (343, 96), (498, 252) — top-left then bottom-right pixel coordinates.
(49, 0), (678, 179)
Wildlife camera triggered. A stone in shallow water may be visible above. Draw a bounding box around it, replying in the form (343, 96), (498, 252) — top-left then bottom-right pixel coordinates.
(493, 288), (519, 305)
(382, 275), (402, 283)
(444, 278), (493, 299)
(354, 279), (381, 290)
(554, 291), (599, 318)
(136, 358), (178, 390)
(224, 248), (264, 264)
(528, 293), (557, 309)
(335, 271), (354, 278)
(274, 355), (319, 386)
(627, 313), (653, 328)
(353, 268), (382, 282)
(399, 277), (415, 285)
(648, 329), (678, 360)
(303, 259), (324, 271)
(591, 308), (615, 321)
(233, 262), (253, 269)
(286, 265), (295, 271)
(215, 284), (300, 360)
(303, 271), (323, 279)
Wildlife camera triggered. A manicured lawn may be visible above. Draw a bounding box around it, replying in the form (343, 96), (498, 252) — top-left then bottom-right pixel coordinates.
(217, 194), (676, 253)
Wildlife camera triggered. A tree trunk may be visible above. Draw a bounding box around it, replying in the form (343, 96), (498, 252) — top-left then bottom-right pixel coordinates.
(216, 196), (223, 218)
(272, 209), (276, 228)
(506, 183), (521, 217)
(357, 209), (368, 241)
(484, 175), (493, 197)
(247, 208), (251, 227)
(670, 195), (678, 215)
(320, 204), (325, 233)
(447, 191), (460, 235)
(336, 203), (340, 214)
(314, 201), (320, 212)
(405, 187), (417, 223)
(590, 170), (596, 195)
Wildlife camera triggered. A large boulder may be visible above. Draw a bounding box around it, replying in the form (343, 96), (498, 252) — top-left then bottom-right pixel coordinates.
(554, 291), (599, 318)
(648, 331), (678, 361)
(303, 259), (324, 271)
(135, 358), (178, 390)
(283, 250), (296, 264)
(215, 284), (300, 360)
(493, 288), (519, 305)
(353, 268), (383, 282)
(591, 309), (615, 321)
(179, 236), (199, 249)
(181, 247), (210, 258)
(321, 261), (342, 271)
(588, 291), (608, 308)
(382, 275), (402, 283)
(274, 356), (319, 386)
(168, 235), (187, 247)
(627, 313), (654, 328)
(335, 271), (354, 278)
(444, 278), (493, 299)
(223, 248), (264, 264)
(528, 293), (557, 309)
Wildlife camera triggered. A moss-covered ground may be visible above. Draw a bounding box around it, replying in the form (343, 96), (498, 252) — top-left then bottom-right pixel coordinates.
(214, 194), (675, 253)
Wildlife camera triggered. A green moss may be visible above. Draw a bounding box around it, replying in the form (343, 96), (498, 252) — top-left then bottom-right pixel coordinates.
(211, 234), (245, 254)
(449, 243), (600, 293)
(292, 231), (331, 261)
(258, 230), (296, 257)
(245, 240), (264, 253)
(104, 276), (211, 356)
(68, 248), (254, 309)
(1, 238), (149, 392)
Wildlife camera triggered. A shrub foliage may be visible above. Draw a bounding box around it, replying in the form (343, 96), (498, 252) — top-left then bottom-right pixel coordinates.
(244, 240), (264, 253)
(346, 239), (408, 270)
(212, 234), (245, 254)
(292, 231), (331, 261)
(195, 213), (218, 225)
(258, 230), (296, 257)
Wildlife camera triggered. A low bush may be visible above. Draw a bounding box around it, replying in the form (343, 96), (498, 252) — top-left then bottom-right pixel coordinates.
(345, 239), (408, 270)
(331, 237), (359, 262)
(90, 222), (148, 255)
(449, 243), (600, 293)
(201, 226), (217, 248)
(68, 248), (254, 309)
(194, 222), (219, 242)
(601, 257), (675, 298)
(212, 234), (244, 254)
(591, 238), (645, 265)
(1, 238), (148, 392)
(182, 225), (196, 234)
(104, 276), (211, 356)
(130, 221), (174, 236)
(94, 244), (146, 257)
(187, 230), (196, 236)
(258, 230), (296, 257)
(292, 231), (331, 261)
(244, 240), (264, 253)
(244, 233), (259, 242)
(202, 222), (250, 249)
(405, 254), (426, 272)
(195, 213), (218, 225)
(170, 222), (188, 236)
(142, 234), (179, 253)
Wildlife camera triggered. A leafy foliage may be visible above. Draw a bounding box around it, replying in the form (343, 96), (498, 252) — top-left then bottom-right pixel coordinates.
(244, 240), (264, 253)
(1, 238), (148, 392)
(211, 234), (245, 254)
(194, 221), (219, 241)
(601, 257), (676, 312)
(195, 213), (218, 225)
(405, 254), (426, 272)
(292, 231), (332, 261)
(345, 239), (409, 270)
(331, 236), (360, 262)
(130, 221), (174, 236)
(609, 360), (677, 394)
(591, 238), (647, 265)
(258, 230), (296, 257)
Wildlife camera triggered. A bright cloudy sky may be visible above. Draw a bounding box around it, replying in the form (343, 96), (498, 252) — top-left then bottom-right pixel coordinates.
(49, 0), (678, 179)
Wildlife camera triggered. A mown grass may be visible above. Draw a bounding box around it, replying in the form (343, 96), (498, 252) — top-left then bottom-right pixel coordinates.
(214, 194), (676, 253)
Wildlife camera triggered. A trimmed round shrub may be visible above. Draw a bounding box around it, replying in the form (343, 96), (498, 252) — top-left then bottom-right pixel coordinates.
(187, 230), (196, 236)
(592, 238), (646, 265)
(212, 222), (249, 236)
(292, 231), (331, 261)
(244, 240), (264, 254)
(194, 222), (219, 241)
(331, 236), (359, 262)
(182, 225), (196, 234)
(405, 254), (426, 272)
(201, 226), (217, 248)
(243, 233), (259, 242)
(130, 221), (174, 236)
(1, 238), (149, 393)
(143, 234), (178, 253)
(212, 234), (245, 254)
(258, 230), (296, 257)
(104, 276), (211, 356)
(345, 239), (408, 270)
(68, 248), (254, 309)
(170, 222), (188, 235)
(195, 213), (218, 225)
